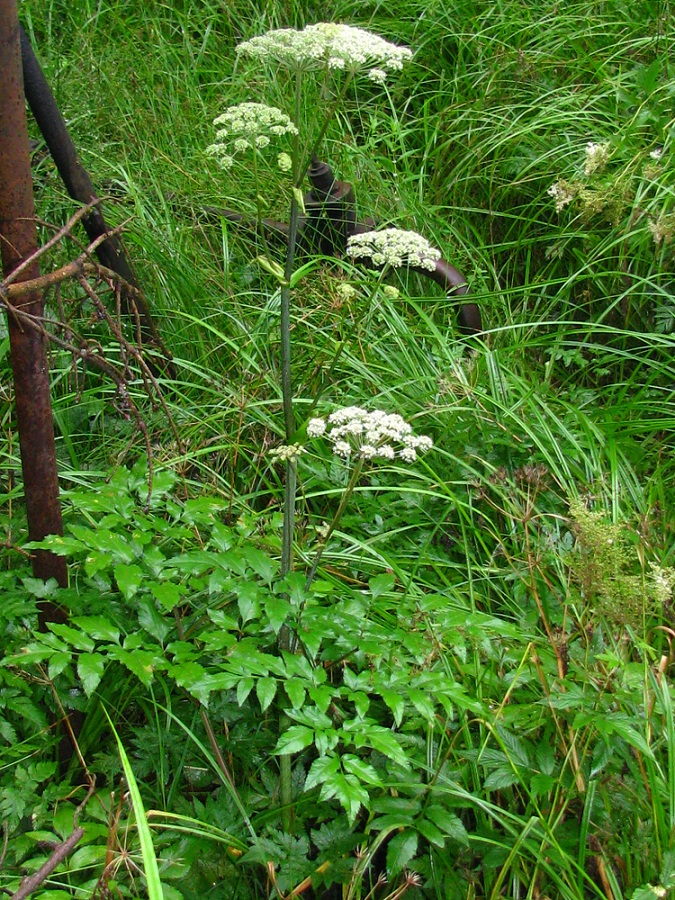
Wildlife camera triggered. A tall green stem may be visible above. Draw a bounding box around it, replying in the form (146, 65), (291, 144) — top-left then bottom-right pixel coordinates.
(278, 68), (304, 834)
(305, 458), (365, 590)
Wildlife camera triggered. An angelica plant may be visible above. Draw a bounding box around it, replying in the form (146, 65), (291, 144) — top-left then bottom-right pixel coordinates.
(207, 21), (414, 830)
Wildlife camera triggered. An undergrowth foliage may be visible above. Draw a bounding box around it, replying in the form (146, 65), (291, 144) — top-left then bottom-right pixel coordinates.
(1, 1), (675, 899)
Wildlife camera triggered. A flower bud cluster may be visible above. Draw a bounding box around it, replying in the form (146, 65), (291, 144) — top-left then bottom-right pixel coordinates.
(237, 23), (412, 80)
(206, 103), (298, 169)
(346, 228), (441, 271)
(270, 443), (305, 463)
(307, 407), (433, 463)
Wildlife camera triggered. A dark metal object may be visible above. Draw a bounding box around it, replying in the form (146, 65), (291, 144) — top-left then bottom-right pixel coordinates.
(19, 24), (175, 370)
(0, 1), (68, 620)
(201, 159), (483, 335)
(303, 157), (482, 335)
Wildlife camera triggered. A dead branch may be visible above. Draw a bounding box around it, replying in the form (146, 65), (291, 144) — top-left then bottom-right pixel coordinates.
(10, 828), (84, 900)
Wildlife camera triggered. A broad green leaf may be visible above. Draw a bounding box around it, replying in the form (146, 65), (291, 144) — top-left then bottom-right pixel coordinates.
(284, 679), (306, 709)
(350, 726), (409, 769)
(319, 772), (368, 825)
(236, 677), (254, 706)
(305, 754), (341, 792)
(170, 662), (211, 706)
(342, 755), (382, 787)
(275, 725), (315, 756)
(48, 624), (95, 653)
(380, 690), (405, 727)
(386, 830), (418, 875)
(263, 597), (289, 633)
(48, 651), (71, 679)
(21, 576), (60, 598)
(243, 546), (276, 582)
(369, 573), (395, 600)
(415, 817), (446, 848)
(84, 551), (112, 578)
(114, 563), (144, 600)
(69, 844), (108, 868)
(109, 648), (156, 687)
(256, 677), (277, 712)
(484, 767), (520, 791)
(424, 807), (469, 845)
(237, 584), (260, 623)
(138, 599), (172, 644)
(71, 616), (120, 643)
(77, 653), (105, 697)
(409, 689), (435, 723)
(150, 581), (185, 611)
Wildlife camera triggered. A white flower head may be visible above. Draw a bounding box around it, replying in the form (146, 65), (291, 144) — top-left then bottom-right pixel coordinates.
(207, 102), (298, 169)
(346, 228), (441, 271)
(584, 141), (610, 176)
(307, 417), (327, 438)
(237, 23), (412, 80)
(650, 147), (664, 160)
(308, 406), (433, 464)
(547, 180), (578, 212)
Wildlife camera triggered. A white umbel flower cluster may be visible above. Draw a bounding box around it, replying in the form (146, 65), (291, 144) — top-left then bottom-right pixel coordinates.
(307, 407), (433, 462)
(237, 23), (412, 80)
(584, 141), (610, 176)
(206, 103), (298, 169)
(346, 228), (441, 271)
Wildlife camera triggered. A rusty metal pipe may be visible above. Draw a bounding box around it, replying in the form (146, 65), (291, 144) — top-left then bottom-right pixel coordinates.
(0, 0), (68, 617)
(19, 24), (174, 370)
(308, 160), (482, 336)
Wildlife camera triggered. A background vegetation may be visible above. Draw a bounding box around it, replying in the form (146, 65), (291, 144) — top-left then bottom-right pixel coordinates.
(1, 0), (675, 898)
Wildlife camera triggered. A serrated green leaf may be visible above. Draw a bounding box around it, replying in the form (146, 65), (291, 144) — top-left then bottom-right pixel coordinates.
(256, 677), (277, 712)
(415, 817), (445, 848)
(114, 563), (144, 600)
(243, 547), (276, 582)
(263, 597), (289, 633)
(342, 755), (382, 787)
(71, 616), (120, 643)
(369, 573), (395, 600)
(109, 648), (156, 687)
(84, 551), (112, 578)
(237, 587), (259, 623)
(48, 623), (95, 652)
(170, 662), (211, 705)
(386, 830), (418, 875)
(21, 576), (61, 598)
(150, 582), (184, 611)
(138, 598), (172, 644)
(78, 653), (105, 697)
(319, 773), (368, 826)
(484, 767), (520, 791)
(237, 676), (254, 706)
(409, 689), (436, 723)
(380, 689), (405, 727)
(275, 725), (315, 756)
(48, 651), (71, 679)
(284, 679), (306, 709)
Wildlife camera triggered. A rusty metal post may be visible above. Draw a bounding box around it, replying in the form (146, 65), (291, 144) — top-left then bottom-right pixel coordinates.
(0, 0), (68, 615)
(18, 25), (175, 374)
